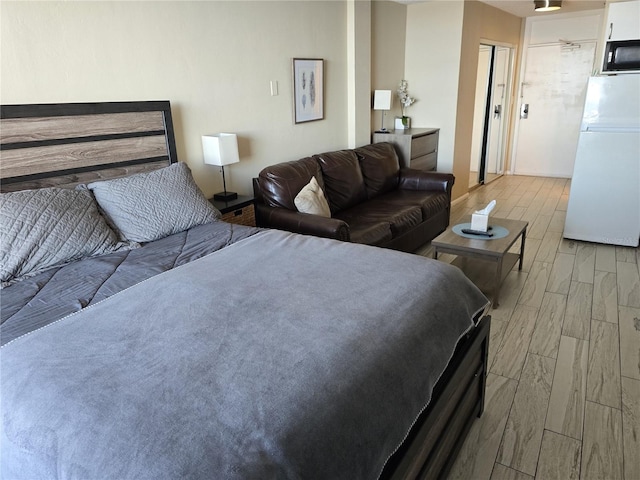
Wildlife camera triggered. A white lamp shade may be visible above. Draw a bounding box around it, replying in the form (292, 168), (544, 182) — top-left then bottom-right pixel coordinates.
(373, 90), (392, 110)
(202, 133), (240, 166)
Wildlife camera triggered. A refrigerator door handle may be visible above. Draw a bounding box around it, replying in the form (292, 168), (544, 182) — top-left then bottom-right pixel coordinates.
(584, 125), (640, 133)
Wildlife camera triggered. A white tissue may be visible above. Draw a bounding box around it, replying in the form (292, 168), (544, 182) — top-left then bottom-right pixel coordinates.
(471, 200), (496, 232)
(475, 200), (496, 216)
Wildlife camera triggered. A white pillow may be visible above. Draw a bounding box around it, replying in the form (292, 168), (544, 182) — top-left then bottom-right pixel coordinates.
(294, 176), (331, 218)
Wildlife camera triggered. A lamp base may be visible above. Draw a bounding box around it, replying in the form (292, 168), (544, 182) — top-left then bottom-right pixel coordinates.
(213, 191), (238, 201)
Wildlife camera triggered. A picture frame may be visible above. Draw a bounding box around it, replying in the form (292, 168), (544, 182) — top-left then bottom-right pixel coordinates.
(293, 58), (324, 124)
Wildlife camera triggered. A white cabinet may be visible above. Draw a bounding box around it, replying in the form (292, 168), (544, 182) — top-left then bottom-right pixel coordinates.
(605, 1), (640, 41)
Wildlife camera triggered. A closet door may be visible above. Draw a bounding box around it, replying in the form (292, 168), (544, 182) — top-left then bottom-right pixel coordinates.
(470, 44), (513, 189)
(485, 46), (510, 181)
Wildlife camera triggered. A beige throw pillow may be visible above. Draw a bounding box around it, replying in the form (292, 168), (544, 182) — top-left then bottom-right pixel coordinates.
(294, 176), (331, 218)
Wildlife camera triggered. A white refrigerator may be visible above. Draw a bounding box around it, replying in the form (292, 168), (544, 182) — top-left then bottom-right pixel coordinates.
(564, 75), (640, 247)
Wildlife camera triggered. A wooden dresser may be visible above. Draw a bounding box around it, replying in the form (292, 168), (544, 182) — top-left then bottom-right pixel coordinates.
(373, 128), (439, 171)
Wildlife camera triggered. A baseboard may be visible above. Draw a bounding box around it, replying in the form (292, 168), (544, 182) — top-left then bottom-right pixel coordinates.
(451, 193), (469, 208)
(511, 171), (571, 179)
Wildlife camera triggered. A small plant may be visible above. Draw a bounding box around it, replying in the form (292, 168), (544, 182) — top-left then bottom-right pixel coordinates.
(397, 80), (416, 118)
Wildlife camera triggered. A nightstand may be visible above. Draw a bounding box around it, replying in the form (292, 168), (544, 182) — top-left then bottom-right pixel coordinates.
(210, 195), (256, 226)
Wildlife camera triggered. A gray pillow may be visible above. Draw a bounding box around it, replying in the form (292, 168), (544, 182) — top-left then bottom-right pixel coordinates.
(87, 162), (220, 243)
(0, 187), (127, 288)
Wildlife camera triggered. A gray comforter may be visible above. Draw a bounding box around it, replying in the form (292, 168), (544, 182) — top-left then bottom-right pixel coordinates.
(1, 227), (488, 479)
(1, 221), (260, 346)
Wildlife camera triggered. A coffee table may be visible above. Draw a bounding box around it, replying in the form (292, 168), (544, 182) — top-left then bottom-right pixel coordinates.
(431, 217), (528, 307)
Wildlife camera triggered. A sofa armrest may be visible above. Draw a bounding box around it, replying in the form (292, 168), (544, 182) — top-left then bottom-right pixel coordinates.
(255, 203), (350, 241)
(399, 168), (455, 194)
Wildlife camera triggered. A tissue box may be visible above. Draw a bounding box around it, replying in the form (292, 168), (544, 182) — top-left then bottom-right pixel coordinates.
(471, 213), (489, 232)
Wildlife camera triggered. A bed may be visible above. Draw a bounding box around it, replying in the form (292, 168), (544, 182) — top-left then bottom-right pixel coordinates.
(0, 101), (491, 479)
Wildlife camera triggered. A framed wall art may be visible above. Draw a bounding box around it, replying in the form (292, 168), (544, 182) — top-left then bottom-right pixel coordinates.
(293, 58), (324, 124)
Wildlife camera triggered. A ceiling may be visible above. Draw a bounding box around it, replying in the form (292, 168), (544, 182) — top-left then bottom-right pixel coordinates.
(395, 0), (611, 17)
(477, 0), (606, 18)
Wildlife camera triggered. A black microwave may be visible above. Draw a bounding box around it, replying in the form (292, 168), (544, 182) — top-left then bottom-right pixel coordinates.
(603, 40), (640, 72)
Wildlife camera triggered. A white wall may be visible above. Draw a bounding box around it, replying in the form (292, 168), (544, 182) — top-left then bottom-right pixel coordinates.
(404, 2), (465, 176)
(371, 0), (407, 126)
(347, 0), (372, 148)
(404, 0), (521, 200)
(0, 1), (361, 197)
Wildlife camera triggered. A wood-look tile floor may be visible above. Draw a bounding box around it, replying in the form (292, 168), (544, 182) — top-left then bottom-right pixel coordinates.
(417, 175), (640, 480)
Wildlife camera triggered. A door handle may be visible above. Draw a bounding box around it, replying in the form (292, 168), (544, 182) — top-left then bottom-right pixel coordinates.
(609, 22), (613, 40)
(520, 103), (529, 119)
(494, 105), (502, 118)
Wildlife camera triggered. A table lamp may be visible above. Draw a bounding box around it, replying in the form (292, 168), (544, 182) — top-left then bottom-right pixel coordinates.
(373, 90), (392, 133)
(202, 133), (240, 201)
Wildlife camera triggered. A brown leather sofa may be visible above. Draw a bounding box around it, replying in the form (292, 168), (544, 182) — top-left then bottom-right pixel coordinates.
(252, 142), (455, 253)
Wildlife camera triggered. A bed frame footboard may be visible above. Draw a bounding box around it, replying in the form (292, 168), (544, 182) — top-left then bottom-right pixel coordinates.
(382, 314), (491, 480)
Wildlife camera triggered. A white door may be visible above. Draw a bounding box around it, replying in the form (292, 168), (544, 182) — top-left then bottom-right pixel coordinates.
(513, 42), (596, 177)
(470, 44), (514, 189)
(470, 46), (492, 188)
(486, 46), (511, 178)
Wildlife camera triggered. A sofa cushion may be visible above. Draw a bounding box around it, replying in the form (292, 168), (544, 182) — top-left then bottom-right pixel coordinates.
(354, 143), (400, 199)
(335, 200), (422, 236)
(378, 189), (450, 220)
(258, 157), (325, 211)
(346, 221), (392, 246)
(314, 150), (367, 214)
(294, 176), (331, 218)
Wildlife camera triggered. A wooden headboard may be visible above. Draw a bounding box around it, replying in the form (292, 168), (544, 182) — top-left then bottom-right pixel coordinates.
(0, 101), (178, 192)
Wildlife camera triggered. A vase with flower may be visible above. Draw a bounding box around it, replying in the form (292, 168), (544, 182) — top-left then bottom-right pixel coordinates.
(395, 80), (416, 130)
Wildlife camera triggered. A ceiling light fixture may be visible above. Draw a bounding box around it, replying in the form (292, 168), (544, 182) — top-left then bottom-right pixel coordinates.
(534, 0), (562, 11)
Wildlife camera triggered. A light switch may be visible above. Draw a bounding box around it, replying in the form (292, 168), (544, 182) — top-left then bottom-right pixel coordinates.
(270, 80), (278, 96)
